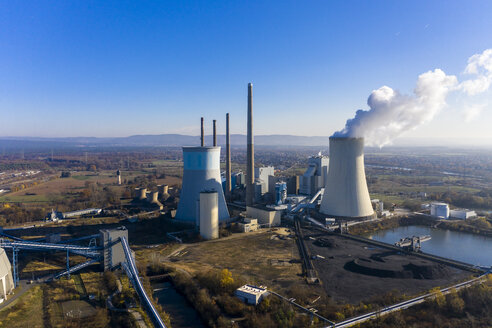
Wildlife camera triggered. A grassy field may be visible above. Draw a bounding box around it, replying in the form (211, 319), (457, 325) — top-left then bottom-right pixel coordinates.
(166, 230), (304, 293)
(0, 285), (44, 328)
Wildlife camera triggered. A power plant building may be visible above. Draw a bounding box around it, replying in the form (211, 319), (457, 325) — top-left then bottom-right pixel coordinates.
(0, 248), (14, 302)
(100, 227), (129, 271)
(431, 203), (450, 219)
(320, 137), (374, 219)
(199, 191), (219, 240)
(176, 146), (230, 223)
(300, 154), (329, 196)
(449, 209), (477, 220)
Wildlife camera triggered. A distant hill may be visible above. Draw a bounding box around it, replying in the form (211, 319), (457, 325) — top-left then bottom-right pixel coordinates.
(0, 134), (333, 148)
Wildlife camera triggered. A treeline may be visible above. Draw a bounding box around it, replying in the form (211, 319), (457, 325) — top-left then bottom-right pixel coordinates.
(363, 275), (492, 328)
(0, 203), (45, 225)
(430, 190), (492, 209)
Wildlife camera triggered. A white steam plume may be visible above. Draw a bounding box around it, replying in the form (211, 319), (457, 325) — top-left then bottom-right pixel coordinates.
(333, 49), (492, 147)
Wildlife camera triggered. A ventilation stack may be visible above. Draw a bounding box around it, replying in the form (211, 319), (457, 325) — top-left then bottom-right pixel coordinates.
(320, 137), (374, 219)
(246, 83), (255, 206)
(176, 147), (230, 223)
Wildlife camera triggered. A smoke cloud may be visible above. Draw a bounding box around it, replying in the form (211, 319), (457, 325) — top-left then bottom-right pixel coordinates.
(333, 49), (492, 147)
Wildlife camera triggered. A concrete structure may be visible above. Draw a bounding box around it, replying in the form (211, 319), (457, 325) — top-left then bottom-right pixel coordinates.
(232, 172), (245, 188)
(287, 176), (299, 195)
(235, 284), (268, 305)
(199, 191), (219, 240)
(449, 209), (476, 220)
(246, 83), (255, 206)
(225, 113), (232, 201)
(137, 188), (147, 200)
(246, 205), (281, 227)
(255, 166), (274, 195)
(0, 248), (14, 303)
(430, 202), (450, 219)
(100, 226), (129, 270)
(158, 184), (170, 201)
(300, 154), (329, 196)
(176, 146), (230, 223)
(116, 169), (121, 185)
(320, 137), (374, 219)
(238, 218), (259, 232)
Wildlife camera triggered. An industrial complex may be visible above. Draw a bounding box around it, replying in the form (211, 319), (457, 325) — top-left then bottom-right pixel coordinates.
(0, 82), (490, 328)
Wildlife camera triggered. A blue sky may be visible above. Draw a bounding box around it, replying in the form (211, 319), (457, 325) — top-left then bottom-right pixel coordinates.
(1, 1), (491, 143)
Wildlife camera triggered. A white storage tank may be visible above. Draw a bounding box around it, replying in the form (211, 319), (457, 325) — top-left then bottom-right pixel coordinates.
(199, 191), (219, 240)
(430, 202), (449, 219)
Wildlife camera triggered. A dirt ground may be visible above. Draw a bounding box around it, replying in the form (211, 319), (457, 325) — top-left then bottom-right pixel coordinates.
(167, 230), (305, 293)
(303, 229), (472, 304)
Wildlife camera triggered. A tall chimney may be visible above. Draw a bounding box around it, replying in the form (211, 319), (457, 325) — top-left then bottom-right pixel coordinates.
(213, 119), (217, 147)
(246, 83), (255, 206)
(201, 117), (204, 147)
(226, 113), (231, 201)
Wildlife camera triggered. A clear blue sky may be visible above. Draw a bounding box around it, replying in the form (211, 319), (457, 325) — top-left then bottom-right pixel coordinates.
(1, 1), (491, 143)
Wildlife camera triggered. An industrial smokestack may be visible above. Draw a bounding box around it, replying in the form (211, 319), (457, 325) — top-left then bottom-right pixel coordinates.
(225, 113), (231, 201)
(213, 120), (217, 147)
(320, 137), (374, 218)
(201, 117), (204, 147)
(246, 83), (255, 206)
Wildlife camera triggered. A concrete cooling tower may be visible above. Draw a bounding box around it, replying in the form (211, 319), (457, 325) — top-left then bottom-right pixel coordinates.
(320, 137), (374, 219)
(176, 146), (230, 223)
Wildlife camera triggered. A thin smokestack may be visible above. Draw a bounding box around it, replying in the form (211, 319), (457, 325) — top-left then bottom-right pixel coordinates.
(226, 113), (231, 201)
(213, 119), (217, 147)
(201, 117), (204, 147)
(246, 83), (255, 206)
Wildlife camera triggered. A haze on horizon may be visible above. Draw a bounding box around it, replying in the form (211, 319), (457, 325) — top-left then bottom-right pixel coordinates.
(1, 1), (492, 146)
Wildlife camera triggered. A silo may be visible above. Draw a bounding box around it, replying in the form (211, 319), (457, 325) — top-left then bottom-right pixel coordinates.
(139, 188), (147, 200)
(320, 137), (374, 219)
(150, 191), (159, 204)
(199, 191), (219, 240)
(176, 146), (230, 223)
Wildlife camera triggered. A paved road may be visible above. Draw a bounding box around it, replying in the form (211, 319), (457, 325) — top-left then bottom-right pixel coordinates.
(0, 280), (36, 311)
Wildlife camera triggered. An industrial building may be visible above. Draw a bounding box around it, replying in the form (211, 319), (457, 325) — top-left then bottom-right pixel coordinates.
(246, 205), (281, 227)
(238, 218), (259, 232)
(100, 227), (129, 270)
(300, 154), (329, 196)
(255, 166), (275, 195)
(320, 137), (374, 219)
(0, 248), (14, 303)
(235, 284), (268, 305)
(449, 209), (477, 220)
(430, 202), (450, 219)
(46, 208), (102, 221)
(199, 191), (219, 240)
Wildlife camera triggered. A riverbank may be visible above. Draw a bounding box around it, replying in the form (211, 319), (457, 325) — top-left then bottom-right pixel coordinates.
(350, 214), (492, 238)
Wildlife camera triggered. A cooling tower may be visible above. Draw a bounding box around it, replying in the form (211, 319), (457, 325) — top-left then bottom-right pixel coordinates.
(138, 188), (147, 200)
(150, 191), (159, 204)
(176, 146), (230, 223)
(320, 137), (374, 219)
(199, 191), (219, 240)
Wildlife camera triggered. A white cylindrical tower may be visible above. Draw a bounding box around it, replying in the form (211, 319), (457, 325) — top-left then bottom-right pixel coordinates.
(320, 137), (374, 219)
(199, 191), (219, 240)
(176, 146), (230, 223)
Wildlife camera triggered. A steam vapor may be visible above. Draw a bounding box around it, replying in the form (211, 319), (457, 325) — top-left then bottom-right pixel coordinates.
(333, 49), (492, 147)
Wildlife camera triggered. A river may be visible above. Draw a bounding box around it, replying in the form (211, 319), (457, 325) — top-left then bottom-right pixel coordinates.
(367, 225), (492, 267)
(152, 281), (205, 328)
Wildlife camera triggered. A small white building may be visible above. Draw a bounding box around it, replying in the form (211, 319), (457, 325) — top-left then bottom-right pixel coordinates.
(238, 218), (259, 232)
(0, 248), (14, 303)
(430, 202), (449, 219)
(449, 209), (477, 220)
(235, 284), (268, 305)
